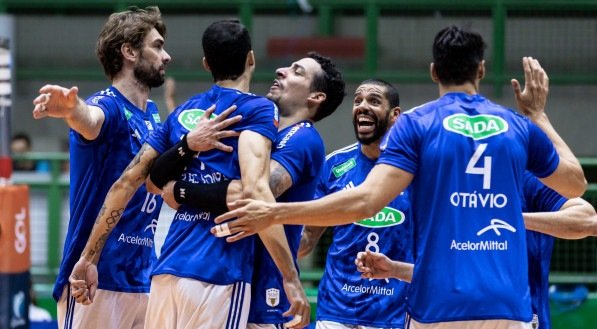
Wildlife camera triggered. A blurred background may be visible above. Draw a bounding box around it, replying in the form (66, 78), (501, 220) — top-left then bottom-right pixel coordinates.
(0, 0), (596, 328)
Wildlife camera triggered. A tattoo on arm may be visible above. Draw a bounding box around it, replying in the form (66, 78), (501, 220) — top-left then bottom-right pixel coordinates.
(269, 164), (293, 198)
(89, 207), (124, 258)
(124, 143), (156, 185)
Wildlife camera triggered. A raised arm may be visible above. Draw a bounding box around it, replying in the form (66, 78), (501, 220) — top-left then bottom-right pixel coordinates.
(163, 77), (177, 113)
(511, 57), (586, 198)
(524, 197), (597, 239)
(32, 85), (105, 141)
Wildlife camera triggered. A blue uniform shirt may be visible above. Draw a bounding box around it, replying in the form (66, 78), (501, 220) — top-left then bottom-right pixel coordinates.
(54, 86), (163, 300)
(248, 121), (325, 324)
(378, 92), (559, 323)
(315, 143), (412, 328)
(147, 85), (278, 285)
(523, 172), (567, 329)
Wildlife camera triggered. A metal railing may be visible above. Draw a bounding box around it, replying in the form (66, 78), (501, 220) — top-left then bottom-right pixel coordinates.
(8, 153), (597, 285)
(0, 0), (595, 96)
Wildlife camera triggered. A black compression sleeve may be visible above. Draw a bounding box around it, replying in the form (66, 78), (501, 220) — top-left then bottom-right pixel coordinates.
(149, 134), (198, 189)
(173, 180), (231, 214)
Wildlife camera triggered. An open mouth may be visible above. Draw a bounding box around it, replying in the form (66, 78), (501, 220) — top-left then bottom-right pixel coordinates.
(270, 80), (281, 90)
(356, 115), (376, 133)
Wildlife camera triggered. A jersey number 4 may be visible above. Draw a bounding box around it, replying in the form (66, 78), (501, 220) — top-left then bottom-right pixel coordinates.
(466, 143), (492, 190)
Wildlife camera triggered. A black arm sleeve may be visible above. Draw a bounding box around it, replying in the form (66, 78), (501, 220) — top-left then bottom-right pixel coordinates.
(173, 180), (231, 214)
(149, 134), (198, 189)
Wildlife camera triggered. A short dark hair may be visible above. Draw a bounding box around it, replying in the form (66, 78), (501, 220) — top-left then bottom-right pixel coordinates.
(203, 19), (252, 82)
(359, 79), (400, 109)
(307, 52), (346, 122)
(96, 6), (166, 80)
(432, 25), (486, 85)
(11, 132), (31, 147)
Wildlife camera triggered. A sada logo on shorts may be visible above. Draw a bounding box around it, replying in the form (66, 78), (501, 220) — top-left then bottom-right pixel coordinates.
(355, 207), (405, 228)
(443, 114), (508, 140)
(178, 109), (218, 131)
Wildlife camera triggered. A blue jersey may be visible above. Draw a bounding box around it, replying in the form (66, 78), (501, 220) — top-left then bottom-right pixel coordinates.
(147, 85), (278, 285)
(315, 143), (413, 328)
(54, 86), (163, 301)
(248, 121), (325, 324)
(523, 173), (567, 329)
(378, 92), (559, 323)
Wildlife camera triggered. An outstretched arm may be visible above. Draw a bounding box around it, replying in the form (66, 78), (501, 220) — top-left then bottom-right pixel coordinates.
(32, 85), (105, 141)
(524, 197), (597, 239)
(213, 164), (413, 240)
(511, 57), (586, 198)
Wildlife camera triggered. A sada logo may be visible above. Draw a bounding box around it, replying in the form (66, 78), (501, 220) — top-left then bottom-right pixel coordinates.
(178, 109), (218, 131)
(443, 114), (508, 140)
(355, 207), (405, 228)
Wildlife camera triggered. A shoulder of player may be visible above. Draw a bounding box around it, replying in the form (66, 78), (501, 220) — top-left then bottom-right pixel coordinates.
(86, 88), (120, 107)
(236, 94), (275, 110)
(276, 122), (322, 148)
(325, 143), (359, 163)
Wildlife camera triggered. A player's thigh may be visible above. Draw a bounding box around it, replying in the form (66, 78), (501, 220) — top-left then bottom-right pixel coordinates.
(177, 278), (251, 329)
(146, 274), (251, 329)
(247, 324), (285, 329)
(317, 320), (401, 329)
(317, 320), (356, 329)
(407, 318), (532, 329)
(59, 286), (147, 329)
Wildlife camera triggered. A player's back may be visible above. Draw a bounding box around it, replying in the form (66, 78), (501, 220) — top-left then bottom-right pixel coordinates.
(147, 84), (279, 285)
(379, 92), (559, 323)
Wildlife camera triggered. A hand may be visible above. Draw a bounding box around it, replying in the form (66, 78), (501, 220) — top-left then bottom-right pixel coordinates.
(161, 181), (180, 210)
(355, 251), (394, 280)
(69, 257), (98, 305)
(211, 199), (276, 242)
(186, 104), (242, 152)
(511, 57), (549, 120)
(32, 85), (79, 120)
(281, 275), (310, 329)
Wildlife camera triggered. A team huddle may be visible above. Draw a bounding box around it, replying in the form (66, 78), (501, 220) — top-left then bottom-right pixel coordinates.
(31, 5), (596, 329)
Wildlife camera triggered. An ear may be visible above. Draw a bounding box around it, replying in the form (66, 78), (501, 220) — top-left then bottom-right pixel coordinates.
(202, 57), (211, 72)
(307, 91), (326, 108)
(389, 106), (401, 124)
(246, 50), (255, 67)
(121, 43), (138, 62)
(429, 62), (439, 83)
(477, 60), (486, 80)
